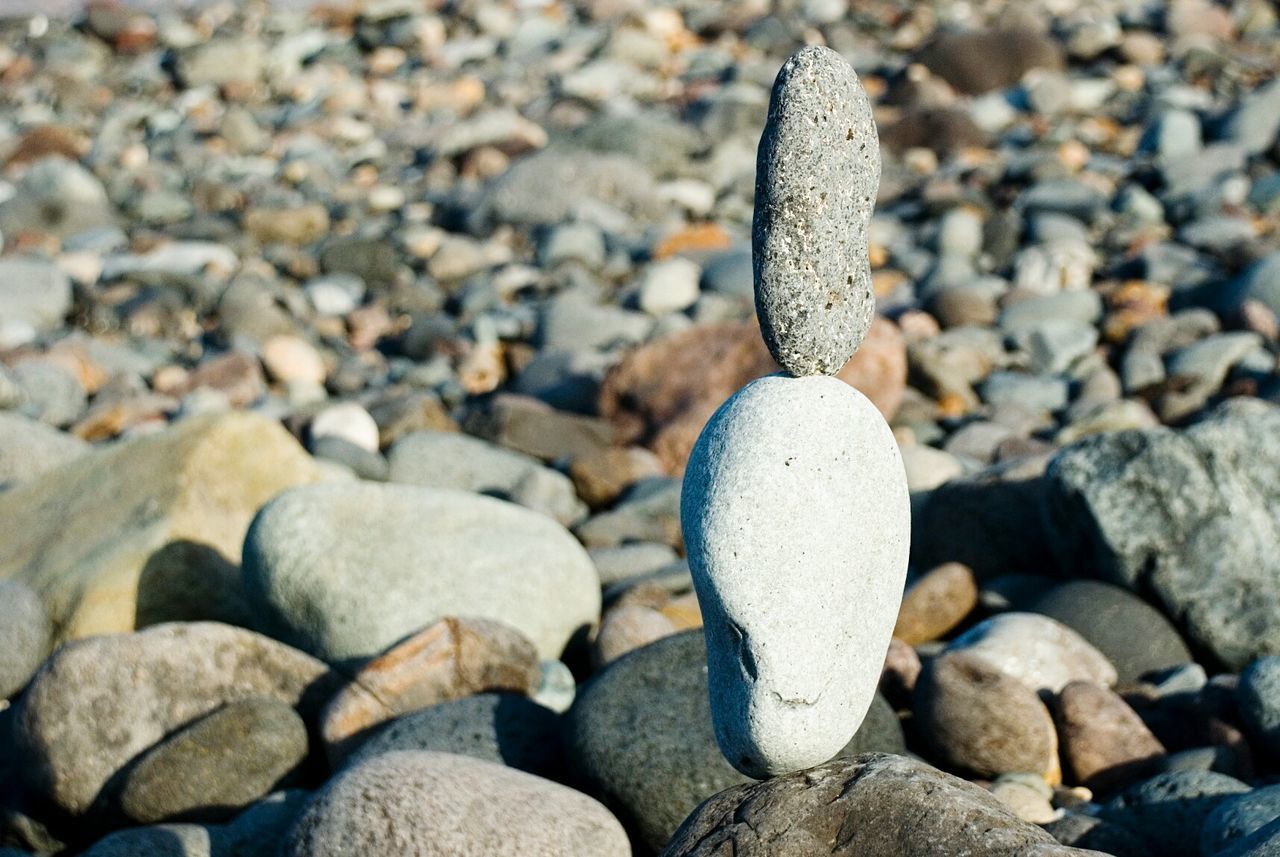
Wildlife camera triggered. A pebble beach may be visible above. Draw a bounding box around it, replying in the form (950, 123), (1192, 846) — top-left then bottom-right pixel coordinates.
(1, 0), (1280, 855)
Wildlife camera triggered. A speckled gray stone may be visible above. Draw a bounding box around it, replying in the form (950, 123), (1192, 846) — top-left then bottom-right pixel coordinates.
(681, 374), (909, 777)
(284, 751), (629, 857)
(752, 46), (881, 377)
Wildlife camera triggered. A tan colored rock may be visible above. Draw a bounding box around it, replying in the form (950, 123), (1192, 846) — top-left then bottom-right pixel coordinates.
(568, 446), (666, 508)
(599, 318), (904, 474)
(244, 204), (330, 246)
(592, 605), (677, 667)
(914, 650), (1061, 781)
(990, 775), (1058, 824)
(1053, 680), (1165, 792)
(894, 562), (979, 645)
(659, 591), (703, 630)
(0, 413), (322, 643)
(321, 616), (541, 763)
(261, 335), (327, 386)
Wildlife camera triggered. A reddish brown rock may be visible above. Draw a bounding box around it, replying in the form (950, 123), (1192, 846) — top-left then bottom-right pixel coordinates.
(914, 650), (1060, 781)
(182, 351), (265, 407)
(1052, 680), (1166, 793)
(894, 562), (979, 645)
(321, 616), (541, 764)
(599, 317), (905, 474)
(569, 446), (666, 509)
(3, 125), (88, 168)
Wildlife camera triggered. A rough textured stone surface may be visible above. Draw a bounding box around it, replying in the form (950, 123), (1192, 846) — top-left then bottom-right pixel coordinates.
(116, 697), (308, 824)
(913, 650), (1060, 780)
(1101, 770), (1251, 857)
(663, 753), (1097, 857)
(0, 413), (321, 643)
(1052, 680), (1166, 792)
(14, 622), (335, 816)
(753, 47), (880, 376)
(893, 562), (978, 645)
(1214, 816), (1280, 857)
(1028, 580), (1193, 683)
(564, 630), (904, 852)
(321, 616), (540, 763)
(342, 693), (563, 780)
(682, 374), (908, 777)
(0, 580), (51, 700)
(945, 612), (1118, 693)
(284, 751), (629, 857)
(243, 482), (600, 665)
(1045, 400), (1280, 671)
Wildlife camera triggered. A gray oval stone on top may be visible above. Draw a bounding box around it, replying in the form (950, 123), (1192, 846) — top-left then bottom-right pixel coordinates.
(753, 46), (881, 377)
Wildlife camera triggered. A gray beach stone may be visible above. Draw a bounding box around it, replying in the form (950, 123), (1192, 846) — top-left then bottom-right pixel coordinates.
(342, 693), (563, 780)
(682, 374), (908, 777)
(387, 430), (586, 526)
(115, 697), (309, 824)
(0, 413), (88, 491)
(0, 580), (51, 699)
(1101, 770), (1251, 857)
(1203, 785), (1280, 855)
(1043, 399), (1280, 670)
(284, 751), (629, 857)
(243, 482), (600, 665)
(1027, 580), (1192, 683)
(1238, 656), (1280, 758)
(752, 46), (881, 376)
(80, 824), (213, 857)
(0, 259), (72, 346)
(663, 753), (1097, 857)
(564, 630), (905, 852)
(14, 622), (335, 817)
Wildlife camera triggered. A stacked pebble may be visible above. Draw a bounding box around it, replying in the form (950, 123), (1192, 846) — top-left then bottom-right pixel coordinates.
(681, 45), (911, 779)
(0, 1), (1277, 855)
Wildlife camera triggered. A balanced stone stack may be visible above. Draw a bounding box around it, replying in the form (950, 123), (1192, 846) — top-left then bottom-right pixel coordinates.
(681, 46), (911, 779)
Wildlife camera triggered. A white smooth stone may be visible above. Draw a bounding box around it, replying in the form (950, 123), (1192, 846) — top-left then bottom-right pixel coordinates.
(681, 373), (909, 778)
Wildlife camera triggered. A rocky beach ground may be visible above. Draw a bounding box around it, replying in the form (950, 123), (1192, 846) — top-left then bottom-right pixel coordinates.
(1, 0), (1280, 854)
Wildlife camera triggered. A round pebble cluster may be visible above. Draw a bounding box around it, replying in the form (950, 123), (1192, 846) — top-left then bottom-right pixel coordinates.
(0, 0), (1278, 855)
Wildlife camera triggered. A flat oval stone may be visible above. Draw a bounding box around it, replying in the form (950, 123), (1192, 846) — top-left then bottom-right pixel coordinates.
(116, 697), (308, 824)
(681, 374), (908, 777)
(753, 46), (881, 377)
(242, 483), (601, 666)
